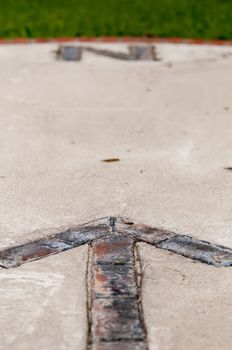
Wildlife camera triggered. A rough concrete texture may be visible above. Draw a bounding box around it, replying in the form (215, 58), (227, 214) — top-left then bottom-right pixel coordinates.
(139, 243), (232, 350)
(0, 245), (88, 350)
(0, 43), (232, 249)
(1, 42), (232, 349)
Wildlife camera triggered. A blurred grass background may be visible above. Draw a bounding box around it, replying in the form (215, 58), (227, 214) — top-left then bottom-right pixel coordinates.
(0, 0), (232, 39)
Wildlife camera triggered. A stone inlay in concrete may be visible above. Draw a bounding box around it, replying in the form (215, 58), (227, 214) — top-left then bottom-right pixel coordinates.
(56, 45), (158, 61)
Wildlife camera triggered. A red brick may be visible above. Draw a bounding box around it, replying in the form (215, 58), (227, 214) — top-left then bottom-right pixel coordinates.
(91, 298), (144, 342)
(91, 341), (146, 350)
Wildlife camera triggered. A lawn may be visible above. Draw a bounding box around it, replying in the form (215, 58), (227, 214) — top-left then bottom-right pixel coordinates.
(0, 0), (232, 40)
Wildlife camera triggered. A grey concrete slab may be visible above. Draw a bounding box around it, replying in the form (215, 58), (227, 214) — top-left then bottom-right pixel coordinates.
(1, 42), (232, 350)
(139, 242), (232, 350)
(0, 44), (232, 247)
(0, 245), (88, 350)
(0, 43), (232, 250)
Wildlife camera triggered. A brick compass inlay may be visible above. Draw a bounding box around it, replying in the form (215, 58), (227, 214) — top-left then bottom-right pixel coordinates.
(1, 217), (232, 349)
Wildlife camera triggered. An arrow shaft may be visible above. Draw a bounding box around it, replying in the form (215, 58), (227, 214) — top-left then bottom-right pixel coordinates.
(88, 235), (147, 350)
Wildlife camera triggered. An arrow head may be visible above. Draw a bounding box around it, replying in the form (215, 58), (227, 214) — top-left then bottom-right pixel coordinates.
(1, 216), (232, 268)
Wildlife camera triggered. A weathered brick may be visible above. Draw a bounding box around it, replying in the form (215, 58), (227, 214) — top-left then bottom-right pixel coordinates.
(91, 341), (146, 350)
(91, 298), (145, 342)
(92, 263), (137, 298)
(89, 235), (146, 347)
(92, 236), (137, 297)
(93, 236), (134, 264)
(0, 225), (109, 268)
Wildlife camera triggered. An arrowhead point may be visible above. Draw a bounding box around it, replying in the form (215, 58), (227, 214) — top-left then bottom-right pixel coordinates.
(1, 216), (232, 268)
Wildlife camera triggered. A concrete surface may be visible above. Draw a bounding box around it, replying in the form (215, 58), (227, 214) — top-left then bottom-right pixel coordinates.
(0, 43), (232, 249)
(0, 245), (88, 350)
(139, 243), (232, 350)
(0, 42), (232, 349)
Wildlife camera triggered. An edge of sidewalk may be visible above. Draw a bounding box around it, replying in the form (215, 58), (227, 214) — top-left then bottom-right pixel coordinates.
(0, 36), (232, 46)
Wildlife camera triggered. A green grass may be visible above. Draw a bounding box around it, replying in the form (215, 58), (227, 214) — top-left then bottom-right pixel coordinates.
(0, 0), (232, 40)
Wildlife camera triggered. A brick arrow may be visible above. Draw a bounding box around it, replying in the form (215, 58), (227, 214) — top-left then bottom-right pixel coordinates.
(55, 45), (158, 61)
(1, 217), (232, 350)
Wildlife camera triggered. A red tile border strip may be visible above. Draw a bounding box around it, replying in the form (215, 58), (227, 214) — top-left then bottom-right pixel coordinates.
(0, 37), (232, 46)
